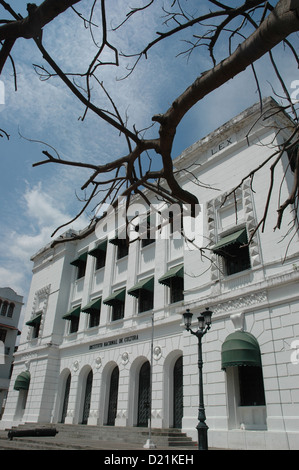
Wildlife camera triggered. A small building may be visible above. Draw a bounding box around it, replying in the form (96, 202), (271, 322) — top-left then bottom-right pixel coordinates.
(2, 97), (299, 449)
(0, 287), (23, 417)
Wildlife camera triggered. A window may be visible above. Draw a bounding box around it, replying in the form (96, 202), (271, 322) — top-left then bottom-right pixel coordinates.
(89, 310), (100, 328)
(139, 289), (154, 313)
(81, 298), (101, 328)
(158, 264), (184, 304)
(0, 328), (7, 343)
(128, 277), (154, 314)
(238, 366), (266, 406)
(26, 313), (42, 339)
(169, 277), (184, 303)
(141, 216), (155, 247)
(169, 210), (183, 235)
(69, 316), (80, 334)
(117, 239), (129, 259)
(70, 253), (87, 279)
(112, 301), (125, 321)
(212, 228), (251, 276)
(103, 288), (126, 322)
(1, 301), (8, 316)
(7, 303), (15, 317)
(89, 241), (107, 270)
(62, 306), (81, 334)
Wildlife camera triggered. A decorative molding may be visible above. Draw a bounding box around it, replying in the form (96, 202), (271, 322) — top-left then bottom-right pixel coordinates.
(213, 290), (267, 315)
(121, 351), (129, 365)
(95, 356), (102, 369)
(27, 284), (51, 341)
(153, 346), (162, 361)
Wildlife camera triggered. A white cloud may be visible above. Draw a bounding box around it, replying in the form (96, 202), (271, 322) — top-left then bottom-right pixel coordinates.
(0, 183), (89, 297)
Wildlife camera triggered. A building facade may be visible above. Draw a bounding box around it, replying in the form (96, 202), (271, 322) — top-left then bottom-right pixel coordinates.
(0, 287), (23, 417)
(2, 98), (299, 449)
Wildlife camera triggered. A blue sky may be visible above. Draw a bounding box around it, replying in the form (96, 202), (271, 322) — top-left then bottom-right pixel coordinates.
(0, 0), (298, 308)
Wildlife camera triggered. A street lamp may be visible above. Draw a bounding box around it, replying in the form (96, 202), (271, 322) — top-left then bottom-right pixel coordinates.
(182, 307), (213, 451)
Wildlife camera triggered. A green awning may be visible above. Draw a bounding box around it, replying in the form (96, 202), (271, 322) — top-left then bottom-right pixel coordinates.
(103, 288), (126, 306)
(81, 298), (102, 313)
(62, 305), (81, 320)
(26, 313), (42, 327)
(158, 264), (183, 287)
(221, 331), (262, 370)
(70, 252), (88, 267)
(128, 277), (154, 298)
(212, 229), (247, 254)
(14, 371), (31, 391)
(89, 241), (107, 257)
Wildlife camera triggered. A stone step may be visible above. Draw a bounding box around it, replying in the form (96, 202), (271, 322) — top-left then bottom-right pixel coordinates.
(4, 423), (197, 449)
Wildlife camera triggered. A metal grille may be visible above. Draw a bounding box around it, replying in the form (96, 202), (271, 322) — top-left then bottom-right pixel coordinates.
(173, 356), (183, 428)
(107, 366), (119, 425)
(137, 361), (150, 427)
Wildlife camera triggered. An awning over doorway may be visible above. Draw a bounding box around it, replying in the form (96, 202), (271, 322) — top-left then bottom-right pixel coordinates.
(221, 331), (262, 370)
(14, 371), (31, 391)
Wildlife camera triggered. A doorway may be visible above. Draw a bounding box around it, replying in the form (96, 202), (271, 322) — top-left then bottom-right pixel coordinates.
(137, 361), (150, 427)
(106, 366), (119, 425)
(81, 370), (93, 424)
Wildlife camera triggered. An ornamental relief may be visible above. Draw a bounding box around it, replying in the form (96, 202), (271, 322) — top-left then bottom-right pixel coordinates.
(212, 290), (267, 315)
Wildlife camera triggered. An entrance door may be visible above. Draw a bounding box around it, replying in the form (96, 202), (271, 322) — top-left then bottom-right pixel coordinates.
(107, 366), (119, 425)
(81, 370), (93, 425)
(173, 356), (183, 428)
(137, 361), (150, 427)
(60, 373), (71, 423)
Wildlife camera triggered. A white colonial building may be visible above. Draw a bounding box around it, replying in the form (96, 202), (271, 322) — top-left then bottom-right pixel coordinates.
(2, 97), (299, 450)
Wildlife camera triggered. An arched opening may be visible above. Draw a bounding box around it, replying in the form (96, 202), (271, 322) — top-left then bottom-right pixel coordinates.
(106, 365), (119, 426)
(222, 331), (267, 430)
(137, 360), (150, 427)
(173, 356), (183, 429)
(60, 372), (71, 423)
(81, 369), (93, 425)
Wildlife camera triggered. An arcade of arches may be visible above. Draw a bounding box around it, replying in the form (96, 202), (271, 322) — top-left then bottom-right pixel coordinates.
(58, 355), (183, 428)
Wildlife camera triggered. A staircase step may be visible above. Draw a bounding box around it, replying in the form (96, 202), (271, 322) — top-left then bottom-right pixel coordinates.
(2, 423), (197, 449)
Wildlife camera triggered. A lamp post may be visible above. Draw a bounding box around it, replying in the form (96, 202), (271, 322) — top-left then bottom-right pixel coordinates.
(183, 307), (213, 451)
